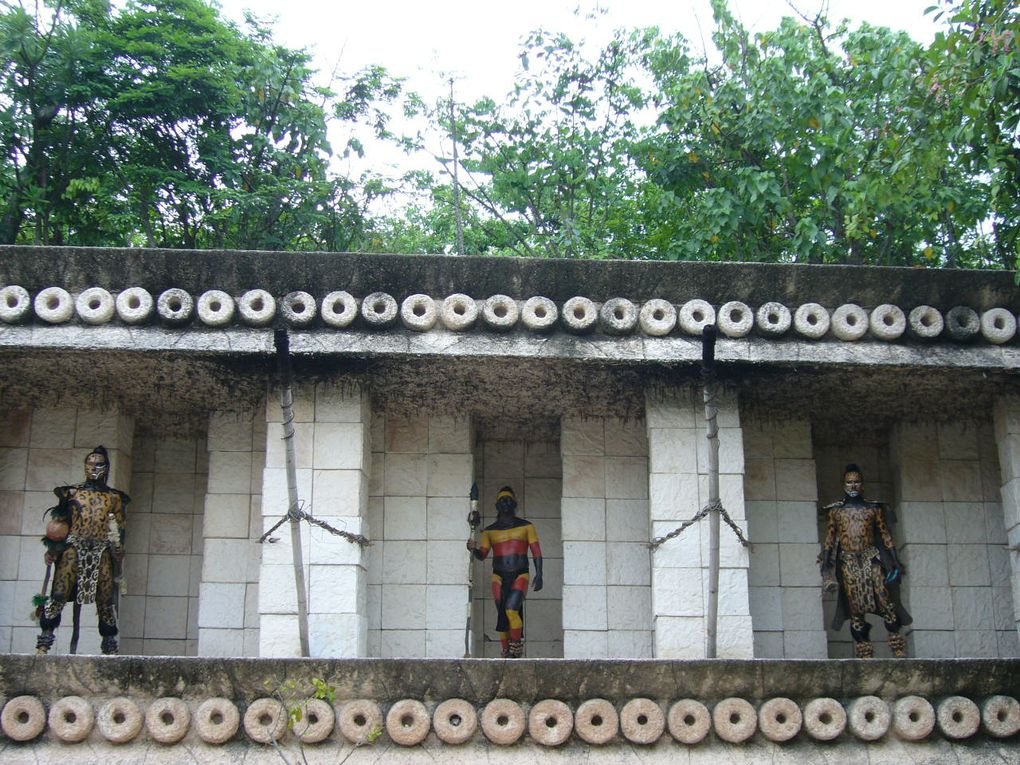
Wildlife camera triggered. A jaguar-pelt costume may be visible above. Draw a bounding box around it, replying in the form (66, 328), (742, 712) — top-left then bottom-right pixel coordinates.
(820, 465), (910, 658)
(37, 446), (129, 655)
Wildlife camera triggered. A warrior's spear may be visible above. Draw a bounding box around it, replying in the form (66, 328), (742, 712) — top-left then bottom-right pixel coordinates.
(464, 483), (481, 657)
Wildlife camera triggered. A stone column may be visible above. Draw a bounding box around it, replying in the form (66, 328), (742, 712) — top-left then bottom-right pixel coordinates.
(993, 399), (1020, 652)
(197, 410), (264, 657)
(259, 381), (371, 658)
(647, 388), (752, 658)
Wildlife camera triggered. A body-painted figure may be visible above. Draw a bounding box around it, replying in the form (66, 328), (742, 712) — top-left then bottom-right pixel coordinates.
(820, 464), (910, 658)
(36, 446), (129, 655)
(468, 486), (543, 658)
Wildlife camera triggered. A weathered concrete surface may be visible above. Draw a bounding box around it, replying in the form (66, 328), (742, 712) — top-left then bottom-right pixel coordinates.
(1, 656), (1017, 764)
(2, 246), (1017, 310)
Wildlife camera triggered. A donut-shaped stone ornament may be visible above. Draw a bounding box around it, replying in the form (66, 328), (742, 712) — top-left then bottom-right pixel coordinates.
(1, 695), (46, 741)
(243, 698), (288, 744)
(320, 291), (358, 328)
(892, 696), (935, 741)
(75, 287), (116, 325)
(116, 287), (154, 325)
(521, 296), (557, 332)
(620, 697), (665, 744)
(34, 286), (74, 324)
(678, 299), (715, 336)
(599, 297), (638, 335)
(667, 699), (711, 744)
(156, 288), (194, 326)
(145, 697), (191, 744)
(292, 698), (334, 744)
(0, 285), (32, 323)
(847, 696), (890, 741)
(945, 306), (980, 341)
(528, 699), (573, 746)
(981, 308), (1017, 344)
(936, 696), (980, 740)
(869, 304), (906, 341)
(337, 699), (384, 745)
(49, 695), (95, 743)
(831, 303), (868, 341)
(756, 301), (791, 337)
(197, 289), (235, 327)
(385, 699), (430, 746)
(639, 299), (677, 336)
(982, 695), (1020, 738)
(238, 289), (276, 327)
(97, 696), (143, 743)
(280, 291), (316, 328)
(482, 294), (519, 331)
(574, 698), (618, 745)
(400, 293), (438, 331)
(802, 697), (846, 741)
(908, 305), (943, 339)
(360, 292), (399, 329)
(441, 293), (479, 331)
(759, 697), (802, 742)
(562, 296), (598, 334)
(794, 302), (830, 339)
(480, 698), (526, 745)
(195, 697), (241, 744)
(713, 697), (757, 743)
(717, 300), (754, 338)
(432, 698), (477, 745)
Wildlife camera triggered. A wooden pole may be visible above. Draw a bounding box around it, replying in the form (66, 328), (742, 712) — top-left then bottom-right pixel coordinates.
(702, 325), (720, 658)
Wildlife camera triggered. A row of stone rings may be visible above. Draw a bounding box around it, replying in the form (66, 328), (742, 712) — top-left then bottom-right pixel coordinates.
(2, 693), (1017, 746)
(0, 285), (1017, 344)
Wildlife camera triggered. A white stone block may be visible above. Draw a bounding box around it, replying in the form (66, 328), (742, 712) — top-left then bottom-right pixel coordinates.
(524, 599), (562, 637)
(207, 451), (252, 495)
(607, 585), (652, 631)
(941, 461), (983, 502)
(705, 474), (746, 521)
(943, 502), (988, 543)
(525, 440), (562, 478)
(198, 582), (245, 629)
(307, 518), (366, 566)
(30, 408), (76, 449)
(426, 584), (467, 629)
(1, 490), (24, 535)
(778, 543), (820, 587)
(1001, 478), (1020, 531)
(429, 416), (471, 454)
(939, 421), (981, 461)
(154, 436), (199, 475)
(654, 615), (704, 658)
(948, 544), (991, 586)
(651, 521), (701, 567)
(314, 382), (368, 423)
(0, 409), (30, 448)
(743, 459), (777, 501)
(561, 455), (605, 498)
(153, 472), (199, 516)
(482, 440), (524, 478)
(771, 502), (818, 546)
(607, 629), (653, 658)
(147, 554), (192, 596)
(199, 628), (245, 657)
(260, 613), (302, 657)
(426, 628), (464, 658)
(384, 453), (427, 496)
(523, 477), (561, 515)
(648, 427), (697, 475)
(997, 629), (1019, 657)
(426, 497), (465, 540)
(25, 448), (72, 492)
(716, 614), (754, 658)
(143, 595), (189, 639)
(695, 391), (740, 428)
(368, 451), (384, 497)
(382, 541), (426, 584)
(203, 493), (251, 539)
(955, 629), (998, 658)
(700, 520), (750, 569)
(898, 460), (944, 502)
(773, 459), (817, 502)
(264, 421), (313, 469)
(309, 565), (363, 614)
(207, 412), (255, 452)
(902, 544), (949, 586)
(696, 426), (745, 475)
(898, 502), (947, 544)
(645, 389), (695, 429)
(715, 567), (750, 616)
(605, 418), (648, 457)
(312, 422), (366, 470)
(427, 541), (469, 585)
(258, 564), (298, 614)
(753, 630), (784, 658)
(0, 536), (19, 580)
(201, 539), (250, 583)
(906, 586), (955, 630)
(605, 456), (648, 500)
(652, 569), (703, 616)
(563, 629), (609, 659)
(606, 543), (651, 586)
(562, 584), (608, 630)
(991, 586), (1013, 631)
(749, 586), (783, 632)
(893, 422), (940, 463)
(561, 417), (605, 456)
(564, 541), (607, 585)
(266, 382), (315, 424)
(380, 629), (426, 658)
(385, 416), (428, 453)
(749, 543), (780, 587)
(783, 630), (828, 659)
(427, 453), (473, 498)
(952, 587), (994, 629)
(146, 514), (192, 556)
(770, 420), (812, 459)
(0, 580), (15, 628)
(985, 501), (1007, 543)
(745, 501), (778, 545)
(779, 586), (823, 630)
(561, 498), (606, 541)
(312, 469), (367, 518)
(649, 473), (699, 521)
(383, 496), (425, 540)
(606, 499), (649, 542)
(381, 584), (427, 629)
(75, 410), (131, 451)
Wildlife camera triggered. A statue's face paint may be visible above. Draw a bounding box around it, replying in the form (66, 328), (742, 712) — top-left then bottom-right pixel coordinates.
(843, 472), (863, 498)
(85, 452), (109, 482)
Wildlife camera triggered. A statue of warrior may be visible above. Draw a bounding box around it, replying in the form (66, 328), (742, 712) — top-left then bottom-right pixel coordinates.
(467, 486), (544, 658)
(36, 446), (129, 655)
(820, 464), (911, 658)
